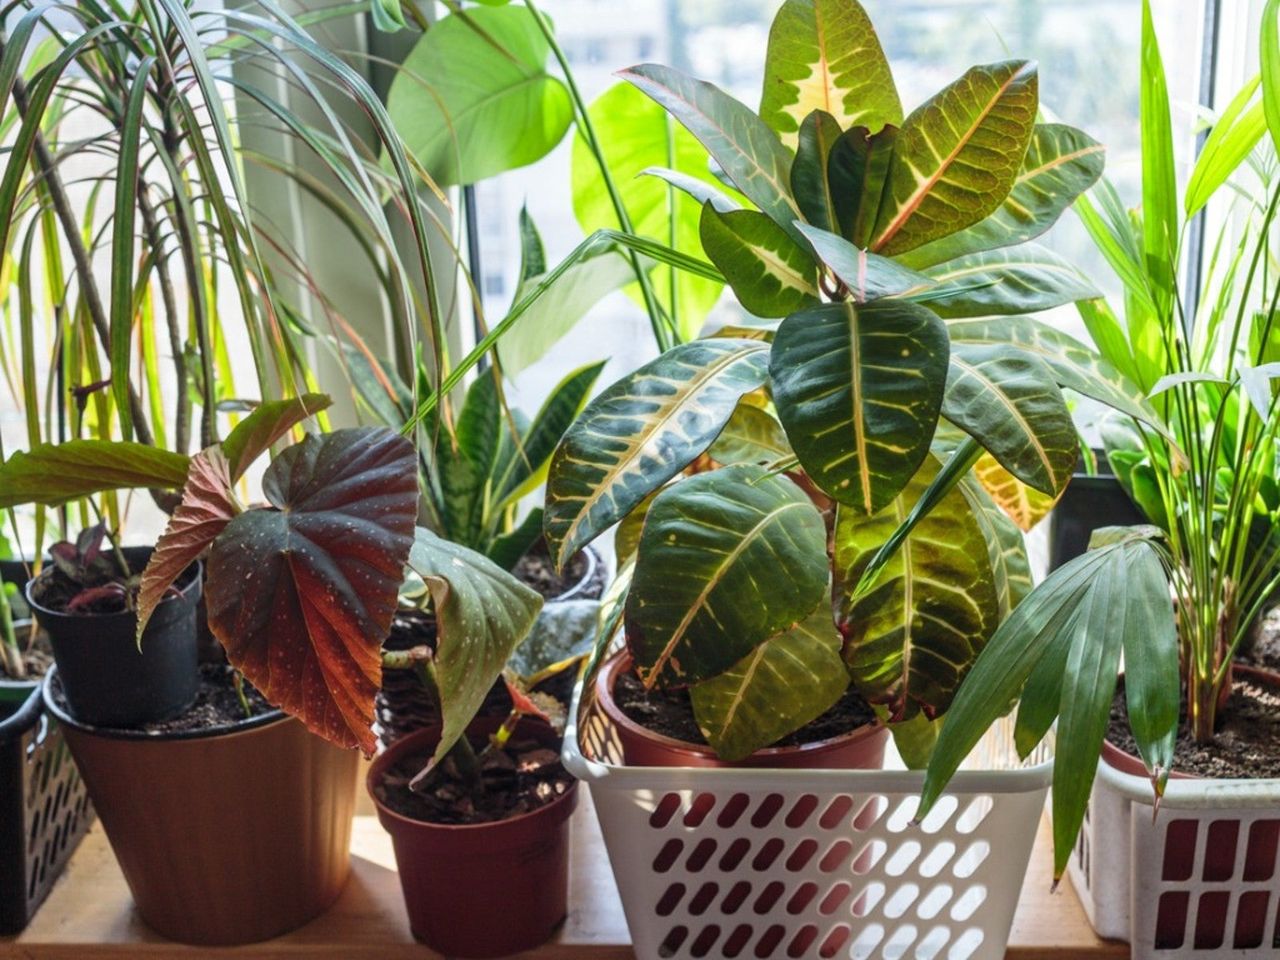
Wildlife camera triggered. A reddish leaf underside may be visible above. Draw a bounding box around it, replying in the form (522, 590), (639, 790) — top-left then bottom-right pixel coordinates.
(204, 428), (418, 754)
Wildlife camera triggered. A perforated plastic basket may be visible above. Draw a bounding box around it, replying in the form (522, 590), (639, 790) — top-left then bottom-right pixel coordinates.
(563, 679), (1052, 960)
(1069, 756), (1280, 957)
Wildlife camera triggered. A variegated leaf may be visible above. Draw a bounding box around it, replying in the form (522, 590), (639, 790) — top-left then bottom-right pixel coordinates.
(709, 402), (793, 466)
(790, 109), (845, 233)
(973, 452), (1060, 532)
(830, 123), (898, 249)
(699, 205), (819, 318)
(544, 339), (770, 568)
(958, 472), (1032, 619)
(918, 244), (1099, 319)
(794, 222), (933, 302)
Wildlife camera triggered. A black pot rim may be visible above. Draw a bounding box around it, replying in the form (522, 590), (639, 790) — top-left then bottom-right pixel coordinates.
(41, 664), (286, 742)
(0, 681), (42, 740)
(25, 545), (202, 624)
(551, 543), (602, 603)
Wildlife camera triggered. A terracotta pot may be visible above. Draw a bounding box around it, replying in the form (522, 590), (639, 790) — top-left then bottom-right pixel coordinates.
(42, 666), (357, 945)
(368, 716), (579, 958)
(595, 652), (889, 769)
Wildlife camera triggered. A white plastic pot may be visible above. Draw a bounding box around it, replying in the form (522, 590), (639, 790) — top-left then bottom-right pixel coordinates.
(563, 679), (1053, 960)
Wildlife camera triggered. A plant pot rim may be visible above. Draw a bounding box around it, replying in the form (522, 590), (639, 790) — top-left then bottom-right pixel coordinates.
(545, 542), (603, 604)
(596, 650), (885, 763)
(367, 721), (578, 834)
(41, 664), (286, 742)
(0, 618), (39, 694)
(0, 681), (41, 740)
(25, 548), (201, 623)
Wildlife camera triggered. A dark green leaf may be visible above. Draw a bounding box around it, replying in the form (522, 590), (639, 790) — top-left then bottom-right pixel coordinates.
(1120, 542), (1178, 791)
(829, 123), (898, 248)
(919, 245), (1098, 319)
(0, 441), (190, 508)
(699, 205), (819, 318)
(790, 109), (845, 233)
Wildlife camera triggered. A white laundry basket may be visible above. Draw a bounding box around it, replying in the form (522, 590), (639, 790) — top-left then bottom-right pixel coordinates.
(562, 678), (1053, 960)
(1069, 752), (1280, 958)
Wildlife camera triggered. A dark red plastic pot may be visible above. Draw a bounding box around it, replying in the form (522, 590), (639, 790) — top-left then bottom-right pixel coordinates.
(595, 652), (889, 769)
(368, 716), (579, 958)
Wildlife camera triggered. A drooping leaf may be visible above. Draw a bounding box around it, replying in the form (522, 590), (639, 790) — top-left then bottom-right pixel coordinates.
(387, 6), (572, 186)
(834, 454), (1000, 721)
(758, 0), (901, 146)
(829, 123), (898, 248)
(206, 428), (419, 755)
(626, 464), (827, 686)
(790, 109), (845, 232)
(544, 339), (770, 567)
(793, 222), (933, 301)
(1120, 541), (1179, 792)
(918, 245), (1098, 319)
(708, 403), (792, 467)
(0, 441), (190, 508)
(641, 165), (742, 213)
(699, 205), (819, 318)
(958, 472), (1032, 619)
(869, 61), (1038, 256)
(771, 300), (949, 512)
(690, 606), (848, 761)
(973, 452), (1059, 531)
(221, 393), (332, 481)
(408, 528), (543, 763)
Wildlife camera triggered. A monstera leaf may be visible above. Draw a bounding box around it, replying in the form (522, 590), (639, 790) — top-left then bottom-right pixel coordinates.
(770, 300), (949, 513)
(625, 464), (827, 686)
(690, 606), (848, 761)
(544, 338), (769, 568)
(920, 245), (1098, 319)
(0, 440), (189, 508)
(869, 61), (1038, 256)
(758, 0), (902, 146)
(699, 205), (819, 317)
(407, 529), (543, 764)
(794, 222), (933, 301)
(834, 454), (1000, 722)
(206, 428), (419, 754)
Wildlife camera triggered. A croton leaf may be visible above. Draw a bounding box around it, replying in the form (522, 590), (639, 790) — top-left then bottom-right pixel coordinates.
(0, 440), (189, 508)
(708, 402), (792, 467)
(830, 123), (898, 248)
(919, 244), (1099, 319)
(690, 606), (848, 761)
(206, 428), (418, 755)
(869, 61), (1038, 256)
(544, 339), (770, 568)
(771, 300), (949, 513)
(758, 0), (902, 146)
(626, 464), (827, 686)
(972, 451), (1060, 532)
(834, 454), (1000, 722)
(220, 393), (331, 481)
(957, 472), (1033, 619)
(642, 165), (742, 213)
(790, 109), (844, 232)
(699, 204), (819, 318)
(793, 222), (933, 302)
(942, 343), (1077, 496)
(408, 528), (543, 763)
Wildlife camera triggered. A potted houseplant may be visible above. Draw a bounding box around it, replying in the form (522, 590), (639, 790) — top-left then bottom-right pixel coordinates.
(922, 5), (1280, 955)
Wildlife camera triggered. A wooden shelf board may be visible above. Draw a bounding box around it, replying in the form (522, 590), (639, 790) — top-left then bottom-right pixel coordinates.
(2, 791), (1125, 959)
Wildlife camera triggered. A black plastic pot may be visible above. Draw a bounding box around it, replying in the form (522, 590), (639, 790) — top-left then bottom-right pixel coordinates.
(26, 546), (200, 727)
(1047, 454), (1147, 571)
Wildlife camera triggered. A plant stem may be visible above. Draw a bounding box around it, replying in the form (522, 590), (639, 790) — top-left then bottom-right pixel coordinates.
(232, 670), (252, 719)
(0, 566), (23, 680)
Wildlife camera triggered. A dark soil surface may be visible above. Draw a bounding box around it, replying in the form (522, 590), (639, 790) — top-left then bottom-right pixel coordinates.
(374, 734), (573, 825)
(29, 559), (197, 616)
(0, 628), (52, 681)
(512, 541), (605, 601)
(1108, 672), (1280, 779)
(613, 669), (878, 750)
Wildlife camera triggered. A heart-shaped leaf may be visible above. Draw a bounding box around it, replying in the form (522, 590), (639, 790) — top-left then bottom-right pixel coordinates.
(793, 222), (933, 302)
(919, 244), (1099, 319)
(206, 428), (418, 754)
(0, 440), (190, 508)
(626, 464), (827, 686)
(771, 300), (949, 513)
(221, 393), (332, 481)
(544, 338), (770, 568)
(699, 205), (819, 317)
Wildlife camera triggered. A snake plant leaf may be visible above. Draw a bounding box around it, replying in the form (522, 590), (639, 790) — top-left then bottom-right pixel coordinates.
(942, 343), (1077, 496)
(620, 63), (806, 246)
(699, 205), (819, 317)
(708, 403), (793, 467)
(206, 428), (419, 755)
(544, 339), (770, 568)
(900, 124), (1105, 269)
(771, 300), (949, 512)
(641, 166), (742, 213)
(388, 5), (572, 186)
(433, 372), (502, 549)
(972, 452), (1059, 531)
(408, 528), (544, 764)
(829, 123), (898, 248)
(918, 245), (1099, 319)
(869, 61), (1039, 256)
(790, 110), (845, 232)
(626, 464), (827, 686)
(758, 0), (901, 147)
(793, 222), (933, 302)
(0, 440), (190, 508)
(690, 605), (848, 761)
(220, 393), (332, 481)
(957, 472), (1033, 619)
(833, 454), (1000, 722)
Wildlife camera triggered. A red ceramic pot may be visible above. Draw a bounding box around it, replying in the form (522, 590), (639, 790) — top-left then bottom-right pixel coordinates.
(368, 716), (579, 958)
(595, 652), (888, 769)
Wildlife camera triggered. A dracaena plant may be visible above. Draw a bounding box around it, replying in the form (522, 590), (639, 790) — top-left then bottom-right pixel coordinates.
(542, 0), (1170, 764)
(922, 0), (1280, 883)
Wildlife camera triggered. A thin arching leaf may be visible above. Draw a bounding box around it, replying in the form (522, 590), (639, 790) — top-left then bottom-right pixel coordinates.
(0, 441), (190, 508)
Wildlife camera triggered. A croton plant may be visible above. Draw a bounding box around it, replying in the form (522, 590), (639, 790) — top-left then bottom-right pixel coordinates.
(545, 0), (1167, 763)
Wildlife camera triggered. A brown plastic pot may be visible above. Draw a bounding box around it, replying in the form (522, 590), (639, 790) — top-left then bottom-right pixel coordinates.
(368, 716), (579, 958)
(42, 666), (358, 945)
(595, 651), (889, 769)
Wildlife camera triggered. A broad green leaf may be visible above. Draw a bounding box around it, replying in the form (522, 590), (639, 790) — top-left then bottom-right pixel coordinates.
(626, 464), (827, 685)
(889, 712), (942, 769)
(1265, 0), (1280, 156)
(1140, 0), (1178, 311)
(942, 343), (1077, 496)
(1120, 542), (1179, 792)
(830, 123), (897, 248)
(759, 0), (901, 147)
(900, 124), (1105, 269)
(544, 339), (770, 567)
(620, 63), (805, 246)
(709, 403), (792, 466)
(919, 245), (1098, 319)
(221, 393), (332, 481)
(690, 606), (848, 761)
(870, 61), (1038, 256)
(790, 110), (845, 233)
(793, 222), (933, 302)
(958, 472), (1032, 619)
(1186, 76), (1263, 216)
(387, 6), (572, 185)
(973, 452), (1060, 531)
(641, 166), (742, 213)
(1076, 297), (1143, 390)
(572, 82), (733, 337)
(834, 454), (999, 721)
(408, 528), (544, 763)
(0, 441), (190, 508)
(699, 205), (819, 318)
(771, 301), (949, 513)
